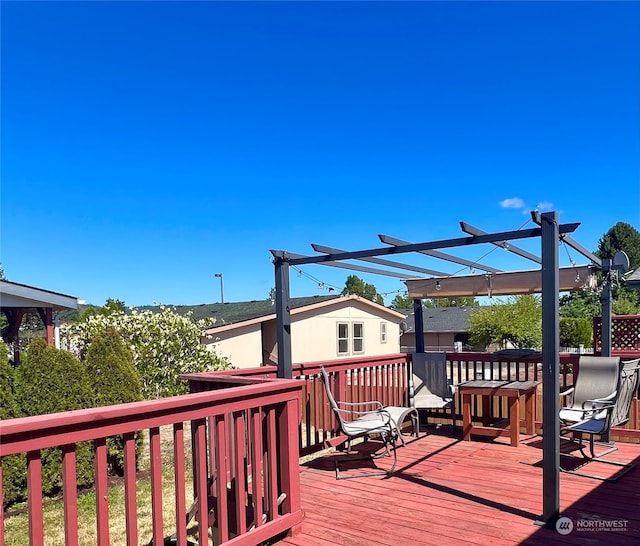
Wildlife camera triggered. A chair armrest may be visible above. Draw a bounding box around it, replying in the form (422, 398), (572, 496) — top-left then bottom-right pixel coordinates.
(336, 407), (392, 424)
(337, 400), (384, 410)
(559, 386), (574, 397)
(581, 391), (616, 410)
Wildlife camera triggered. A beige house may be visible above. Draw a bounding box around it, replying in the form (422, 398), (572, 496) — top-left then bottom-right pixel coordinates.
(200, 295), (405, 368)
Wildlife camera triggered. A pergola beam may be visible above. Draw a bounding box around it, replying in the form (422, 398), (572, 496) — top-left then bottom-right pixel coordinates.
(531, 211), (601, 266)
(459, 221), (542, 264)
(285, 252), (410, 279)
(311, 243), (449, 277)
(379, 234), (502, 273)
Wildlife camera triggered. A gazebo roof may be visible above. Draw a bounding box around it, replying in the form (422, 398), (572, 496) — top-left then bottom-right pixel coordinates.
(0, 280), (79, 311)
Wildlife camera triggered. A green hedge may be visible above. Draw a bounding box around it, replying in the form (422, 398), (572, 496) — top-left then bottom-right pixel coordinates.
(13, 338), (95, 497)
(559, 317), (593, 348)
(0, 342), (26, 507)
(84, 328), (144, 474)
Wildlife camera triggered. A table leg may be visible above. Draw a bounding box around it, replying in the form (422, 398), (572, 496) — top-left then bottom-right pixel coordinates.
(525, 391), (535, 435)
(462, 393), (472, 441)
(509, 395), (520, 447)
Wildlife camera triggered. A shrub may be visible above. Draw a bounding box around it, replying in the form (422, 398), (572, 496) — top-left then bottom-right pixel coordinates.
(64, 306), (231, 398)
(0, 341), (26, 507)
(84, 328), (144, 474)
(559, 317), (593, 348)
(14, 338), (95, 496)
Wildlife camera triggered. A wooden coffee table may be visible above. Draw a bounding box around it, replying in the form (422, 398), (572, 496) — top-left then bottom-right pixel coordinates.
(459, 379), (540, 447)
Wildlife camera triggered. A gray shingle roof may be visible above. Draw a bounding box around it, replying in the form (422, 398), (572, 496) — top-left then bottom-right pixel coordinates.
(399, 306), (478, 334)
(140, 295), (340, 328)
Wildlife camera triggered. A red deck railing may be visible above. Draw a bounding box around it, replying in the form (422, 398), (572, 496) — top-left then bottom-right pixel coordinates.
(3, 351), (639, 545)
(0, 377), (303, 546)
(190, 352), (640, 454)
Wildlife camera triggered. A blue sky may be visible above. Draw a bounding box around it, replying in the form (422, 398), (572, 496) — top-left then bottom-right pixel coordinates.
(2, 1), (639, 307)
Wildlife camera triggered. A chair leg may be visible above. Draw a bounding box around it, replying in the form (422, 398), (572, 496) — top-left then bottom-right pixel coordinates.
(335, 432), (397, 480)
(560, 433), (637, 482)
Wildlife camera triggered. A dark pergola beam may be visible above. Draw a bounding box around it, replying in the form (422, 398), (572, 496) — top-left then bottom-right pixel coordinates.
(270, 224), (580, 268)
(311, 243), (449, 277)
(562, 235), (602, 268)
(285, 252), (410, 279)
(530, 211), (601, 267)
(459, 221), (542, 264)
(379, 234), (502, 273)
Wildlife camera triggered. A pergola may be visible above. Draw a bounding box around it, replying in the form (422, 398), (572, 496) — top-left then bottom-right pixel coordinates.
(270, 210), (621, 527)
(0, 279), (79, 362)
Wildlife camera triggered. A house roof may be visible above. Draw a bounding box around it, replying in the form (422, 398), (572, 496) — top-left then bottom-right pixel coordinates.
(0, 280), (79, 311)
(626, 268), (640, 291)
(398, 305), (478, 334)
(178, 294), (406, 333)
(141, 295), (339, 327)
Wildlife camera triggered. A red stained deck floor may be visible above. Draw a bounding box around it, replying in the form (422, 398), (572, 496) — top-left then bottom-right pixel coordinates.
(278, 429), (640, 546)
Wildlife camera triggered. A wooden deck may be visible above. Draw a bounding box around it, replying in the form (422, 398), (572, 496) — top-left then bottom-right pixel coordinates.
(278, 429), (640, 545)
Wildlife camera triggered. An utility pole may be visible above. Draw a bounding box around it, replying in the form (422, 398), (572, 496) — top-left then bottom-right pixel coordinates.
(214, 273), (224, 303)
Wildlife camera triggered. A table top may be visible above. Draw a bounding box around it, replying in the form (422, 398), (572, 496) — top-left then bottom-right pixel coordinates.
(458, 379), (540, 393)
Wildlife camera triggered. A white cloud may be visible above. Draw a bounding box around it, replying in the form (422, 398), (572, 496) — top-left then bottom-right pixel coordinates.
(535, 201), (554, 212)
(499, 197), (526, 209)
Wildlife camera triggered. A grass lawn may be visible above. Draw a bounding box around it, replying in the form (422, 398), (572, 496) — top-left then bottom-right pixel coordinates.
(3, 425), (196, 546)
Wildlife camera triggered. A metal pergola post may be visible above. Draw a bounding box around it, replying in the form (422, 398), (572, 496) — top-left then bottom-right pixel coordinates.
(273, 252), (293, 379)
(413, 298), (425, 353)
(600, 258), (613, 357)
(539, 211), (560, 526)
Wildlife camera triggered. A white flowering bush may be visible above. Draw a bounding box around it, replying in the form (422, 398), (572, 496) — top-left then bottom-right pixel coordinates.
(62, 306), (232, 398)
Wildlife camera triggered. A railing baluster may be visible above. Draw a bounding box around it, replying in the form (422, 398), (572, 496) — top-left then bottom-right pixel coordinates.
(27, 450), (44, 546)
(194, 418), (209, 546)
(265, 407), (278, 522)
(149, 427), (163, 546)
(250, 408), (263, 530)
(123, 431), (138, 546)
(62, 443), (79, 546)
(94, 438), (110, 546)
(173, 422), (187, 546)
(234, 410), (247, 534)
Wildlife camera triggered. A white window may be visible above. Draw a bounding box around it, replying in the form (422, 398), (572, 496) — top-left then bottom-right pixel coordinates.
(337, 323), (349, 355)
(353, 322), (364, 354)
(380, 322), (387, 344)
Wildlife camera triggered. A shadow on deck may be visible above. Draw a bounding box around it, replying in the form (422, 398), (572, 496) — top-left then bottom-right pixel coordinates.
(277, 428), (640, 546)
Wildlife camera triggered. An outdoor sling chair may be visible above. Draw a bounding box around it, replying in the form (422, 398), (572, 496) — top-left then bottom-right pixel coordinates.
(559, 356), (623, 458)
(320, 366), (418, 480)
(410, 352), (456, 434)
(559, 357), (640, 481)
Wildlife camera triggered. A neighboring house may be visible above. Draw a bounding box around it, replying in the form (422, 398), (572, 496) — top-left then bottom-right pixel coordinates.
(398, 305), (478, 353)
(175, 295), (405, 369)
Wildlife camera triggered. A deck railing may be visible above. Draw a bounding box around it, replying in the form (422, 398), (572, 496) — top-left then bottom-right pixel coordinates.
(1, 377), (303, 546)
(3, 351), (639, 544)
(192, 352), (640, 452)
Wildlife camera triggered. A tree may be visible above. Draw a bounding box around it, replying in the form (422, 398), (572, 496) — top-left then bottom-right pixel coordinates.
(342, 275), (383, 305)
(467, 295), (542, 349)
(14, 338), (95, 495)
(0, 262), (5, 279)
(63, 306), (231, 398)
(84, 328), (143, 474)
(596, 222), (640, 270)
(0, 341), (26, 507)
(560, 222), (640, 320)
(391, 293), (413, 309)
